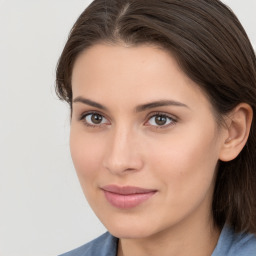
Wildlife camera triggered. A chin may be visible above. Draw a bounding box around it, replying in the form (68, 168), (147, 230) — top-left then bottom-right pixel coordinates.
(108, 227), (154, 240)
(101, 216), (161, 239)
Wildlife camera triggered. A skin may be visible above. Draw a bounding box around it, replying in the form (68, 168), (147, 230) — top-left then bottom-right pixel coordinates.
(69, 44), (251, 256)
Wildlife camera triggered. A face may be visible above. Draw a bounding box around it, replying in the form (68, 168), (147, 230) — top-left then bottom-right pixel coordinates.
(70, 44), (226, 239)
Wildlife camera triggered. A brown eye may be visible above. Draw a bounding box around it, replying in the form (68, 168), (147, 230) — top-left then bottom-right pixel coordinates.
(155, 115), (168, 126)
(147, 114), (175, 127)
(84, 113), (109, 126)
(91, 113), (102, 124)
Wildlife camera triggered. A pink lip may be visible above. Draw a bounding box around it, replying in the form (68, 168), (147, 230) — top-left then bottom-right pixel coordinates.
(101, 185), (157, 209)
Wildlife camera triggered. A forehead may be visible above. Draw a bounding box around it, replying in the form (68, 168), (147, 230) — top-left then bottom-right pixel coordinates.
(71, 43), (212, 113)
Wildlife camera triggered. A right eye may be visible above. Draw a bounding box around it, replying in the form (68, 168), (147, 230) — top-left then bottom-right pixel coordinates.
(81, 112), (110, 127)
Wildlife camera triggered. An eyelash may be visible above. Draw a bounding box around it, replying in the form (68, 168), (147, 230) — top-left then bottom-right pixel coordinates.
(79, 111), (177, 129)
(145, 112), (177, 129)
(79, 111), (109, 128)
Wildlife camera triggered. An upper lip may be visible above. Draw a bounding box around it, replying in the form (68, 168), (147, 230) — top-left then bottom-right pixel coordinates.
(101, 185), (157, 195)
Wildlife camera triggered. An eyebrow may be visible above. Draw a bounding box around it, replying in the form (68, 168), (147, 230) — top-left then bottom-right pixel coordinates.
(73, 96), (108, 111)
(135, 100), (189, 112)
(73, 97), (189, 112)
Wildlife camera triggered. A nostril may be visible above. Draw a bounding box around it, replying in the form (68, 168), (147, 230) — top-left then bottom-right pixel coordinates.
(103, 153), (144, 175)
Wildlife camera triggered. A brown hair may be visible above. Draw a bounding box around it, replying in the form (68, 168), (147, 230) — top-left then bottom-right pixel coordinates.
(56, 0), (256, 233)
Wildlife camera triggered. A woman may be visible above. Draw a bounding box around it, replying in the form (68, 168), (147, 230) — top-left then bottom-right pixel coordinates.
(56, 0), (256, 255)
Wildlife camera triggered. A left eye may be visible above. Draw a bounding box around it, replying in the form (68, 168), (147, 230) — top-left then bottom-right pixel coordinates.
(147, 114), (174, 127)
(83, 113), (109, 125)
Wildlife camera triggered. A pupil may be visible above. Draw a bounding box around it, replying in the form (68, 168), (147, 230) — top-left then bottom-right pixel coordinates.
(155, 115), (167, 125)
(91, 114), (102, 124)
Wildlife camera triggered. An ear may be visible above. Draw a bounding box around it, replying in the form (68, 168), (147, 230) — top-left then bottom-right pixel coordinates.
(219, 103), (253, 162)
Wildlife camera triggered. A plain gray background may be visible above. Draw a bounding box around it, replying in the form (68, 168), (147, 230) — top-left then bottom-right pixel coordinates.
(0, 1), (255, 255)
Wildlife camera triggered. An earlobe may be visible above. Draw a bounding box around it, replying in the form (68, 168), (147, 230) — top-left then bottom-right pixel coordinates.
(219, 103), (253, 162)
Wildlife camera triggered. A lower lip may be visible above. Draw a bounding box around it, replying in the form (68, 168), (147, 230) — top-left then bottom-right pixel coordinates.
(103, 190), (156, 209)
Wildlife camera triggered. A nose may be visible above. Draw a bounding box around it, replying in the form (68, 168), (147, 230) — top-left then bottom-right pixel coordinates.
(103, 126), (144, 175)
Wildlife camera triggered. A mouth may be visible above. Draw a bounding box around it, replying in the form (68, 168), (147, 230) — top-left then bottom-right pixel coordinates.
(101, 185), (157, 209)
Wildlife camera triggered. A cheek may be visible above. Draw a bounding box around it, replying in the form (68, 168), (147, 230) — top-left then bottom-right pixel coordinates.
(146, 124), (219, 201)
(69, 129), (105, 185)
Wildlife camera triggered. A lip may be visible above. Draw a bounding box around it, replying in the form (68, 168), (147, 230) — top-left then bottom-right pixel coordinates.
(101, 185), (157, 209)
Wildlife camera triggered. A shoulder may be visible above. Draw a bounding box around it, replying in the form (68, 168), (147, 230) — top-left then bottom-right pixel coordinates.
(59, 232), (118, 256)
(212, 225), (256, 256)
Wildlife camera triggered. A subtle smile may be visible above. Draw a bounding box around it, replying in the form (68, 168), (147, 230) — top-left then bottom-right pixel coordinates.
(101, 185), (157, 209)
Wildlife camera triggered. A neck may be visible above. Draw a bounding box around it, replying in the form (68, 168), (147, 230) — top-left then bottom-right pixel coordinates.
(117, 214), (220, 256)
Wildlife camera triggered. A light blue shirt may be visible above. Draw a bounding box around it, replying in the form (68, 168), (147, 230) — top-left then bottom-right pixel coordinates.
(59, 225), (256, 256)
(212, 225), (256, 255)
